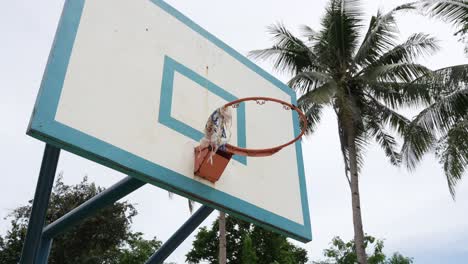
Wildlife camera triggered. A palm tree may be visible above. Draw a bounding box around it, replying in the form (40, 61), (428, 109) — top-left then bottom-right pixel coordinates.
(249, 1), (444, 263)
(402, 65), (468, 197)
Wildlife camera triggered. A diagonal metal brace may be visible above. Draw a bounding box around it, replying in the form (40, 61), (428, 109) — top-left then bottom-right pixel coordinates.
(145, 205), (214, 264)
(42, 176), (145, 238)
(20, 144), (60, 264)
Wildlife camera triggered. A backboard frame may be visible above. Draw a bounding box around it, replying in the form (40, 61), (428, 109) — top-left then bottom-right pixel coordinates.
(28, 0), (312, 242)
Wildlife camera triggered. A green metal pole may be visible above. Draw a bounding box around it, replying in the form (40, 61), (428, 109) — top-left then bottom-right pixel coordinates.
(145, 205), (214, 264)
(35, 238), (53, 264)
(19, 144), (60, 264)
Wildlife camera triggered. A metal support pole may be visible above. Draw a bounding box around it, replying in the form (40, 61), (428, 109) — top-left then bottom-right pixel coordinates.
(20, 144), (60, 264)
(35, 238), (53, 264)
(42, 176), (145, 238)
(145, 205), (214, 264)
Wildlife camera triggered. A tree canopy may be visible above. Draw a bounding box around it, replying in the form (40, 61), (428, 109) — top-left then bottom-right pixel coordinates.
(186, 214), (308, 264)
(313, 236), (413, 264)
(0, 174), (162, 264)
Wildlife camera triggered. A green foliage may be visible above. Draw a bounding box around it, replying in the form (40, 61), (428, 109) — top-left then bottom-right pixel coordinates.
(386, 253), (413, 264)
(116, 232), (162, 264)
(0, 222), (26, 264)
(0, 174), (162, 264)
(186, 215), (308, 264)
(401, 65), (468, 197)
(241, 234), (258, 264)
(313, 236), (413, 264)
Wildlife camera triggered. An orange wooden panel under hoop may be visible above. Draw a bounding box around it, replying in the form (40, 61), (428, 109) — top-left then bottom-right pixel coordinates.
(223, 97), (308, 157)
(194, 97), (307, 183)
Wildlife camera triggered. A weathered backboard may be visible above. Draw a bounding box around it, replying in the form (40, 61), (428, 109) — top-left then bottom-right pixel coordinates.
(28, 0), (312, 242)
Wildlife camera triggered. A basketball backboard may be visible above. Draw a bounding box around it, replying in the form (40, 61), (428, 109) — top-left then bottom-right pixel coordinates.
(28, 0), (312, 242)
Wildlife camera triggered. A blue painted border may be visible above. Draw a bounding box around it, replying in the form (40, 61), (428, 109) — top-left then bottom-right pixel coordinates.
(158, 55), (247, 164)
(27, 0), (312, 242)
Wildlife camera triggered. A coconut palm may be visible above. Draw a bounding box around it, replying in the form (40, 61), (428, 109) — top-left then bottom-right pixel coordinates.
(249, 1), (443, 263)
(402, 65), (468, 197)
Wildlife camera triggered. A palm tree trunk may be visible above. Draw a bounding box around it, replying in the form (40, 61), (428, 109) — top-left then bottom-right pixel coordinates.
(218, 211), (227, 264)
(347, 132), (368, 264)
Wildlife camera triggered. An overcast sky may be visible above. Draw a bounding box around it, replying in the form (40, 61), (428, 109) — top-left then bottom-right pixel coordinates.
(1, 0), (467, 263)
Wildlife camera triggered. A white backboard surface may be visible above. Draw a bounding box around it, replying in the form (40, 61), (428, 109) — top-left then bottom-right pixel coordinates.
(28, 0), (312, 241)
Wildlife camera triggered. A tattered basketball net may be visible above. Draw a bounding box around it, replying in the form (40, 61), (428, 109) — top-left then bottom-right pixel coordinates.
(194, 97), (308, 183)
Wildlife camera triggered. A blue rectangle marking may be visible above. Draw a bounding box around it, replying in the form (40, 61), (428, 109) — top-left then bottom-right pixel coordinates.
(158, 56), (247, 164)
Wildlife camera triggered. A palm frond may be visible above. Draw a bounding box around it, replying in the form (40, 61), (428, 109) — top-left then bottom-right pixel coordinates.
(401, 64), (468, 171)
(361, 33), (439, 73)
(354, 6), (406, 68)
(298, 100), (324, 135)
(367, 117), (402, 165)
(363, 95), (410, 165)
(248, 23), (315, 75)
(363, 62), (432, 82)
(299, 25), (319, 43)
(288, 71), (334, 93)
(410, 65), (468, 132)
(401, 123), (437, 169)
(299, 81), (337, 105)
(366, 81), (432, 109)
(412, 88), (468, 134)
(266, 23), (307, 48)
(413, 64), (468, 96)
(412, 0), (467, 53)
(341, 0), (365, 19)
(365, 96), (411, 136)
(417, 0), (468, 29)
(294, 78), (333, 134)
(437, 118), (468, 198)
(367, 64), (465, 110)
(315, 0), (364, 71)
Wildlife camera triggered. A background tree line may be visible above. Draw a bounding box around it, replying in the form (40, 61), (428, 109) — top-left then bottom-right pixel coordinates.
(0, 174), (165, 264)
(1, 176), (414, 263)
(0, 176), (308, 264)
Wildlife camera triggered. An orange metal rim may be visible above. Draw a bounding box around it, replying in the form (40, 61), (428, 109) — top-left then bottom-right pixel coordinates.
(222, 97), (308, 157)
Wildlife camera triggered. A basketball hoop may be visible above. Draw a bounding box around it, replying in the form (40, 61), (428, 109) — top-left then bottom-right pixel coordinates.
(194, 97), (308, 182)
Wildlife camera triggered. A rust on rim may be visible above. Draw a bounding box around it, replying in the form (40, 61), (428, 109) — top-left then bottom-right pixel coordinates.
(222, 97), (308, 157)
(194, 97), (308, 182)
